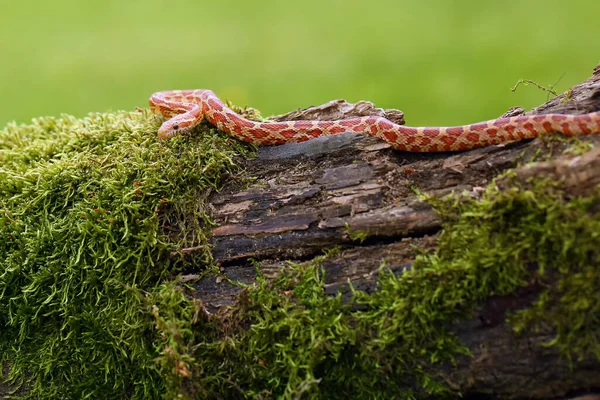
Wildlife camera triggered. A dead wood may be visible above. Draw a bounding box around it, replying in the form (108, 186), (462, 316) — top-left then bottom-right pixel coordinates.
(188, 64), (600, 399)
(4, 67), (600, 400)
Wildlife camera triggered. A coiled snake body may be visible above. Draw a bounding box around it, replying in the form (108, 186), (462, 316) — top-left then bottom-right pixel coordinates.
(150, 89), (600, 152)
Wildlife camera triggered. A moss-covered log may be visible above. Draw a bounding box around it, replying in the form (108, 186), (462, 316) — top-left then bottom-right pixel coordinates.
(2, 65), (600, 399)
(191, 65), (600, 399)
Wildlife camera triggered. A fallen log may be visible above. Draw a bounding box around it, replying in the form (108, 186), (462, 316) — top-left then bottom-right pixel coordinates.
(3, 66), (600, 399)
(188, 64), (600, 399)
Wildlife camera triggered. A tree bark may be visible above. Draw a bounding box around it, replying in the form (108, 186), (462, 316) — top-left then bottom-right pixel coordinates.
(190, 65), (600, 399)
(4, 68), (600, 400)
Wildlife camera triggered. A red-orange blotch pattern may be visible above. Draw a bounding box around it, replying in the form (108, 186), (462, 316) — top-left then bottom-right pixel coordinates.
(150, 89), (600, 152)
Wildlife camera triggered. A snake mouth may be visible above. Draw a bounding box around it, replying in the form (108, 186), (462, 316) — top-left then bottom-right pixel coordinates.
(157, 124), (176, 140)
(158, 120), (195, 139)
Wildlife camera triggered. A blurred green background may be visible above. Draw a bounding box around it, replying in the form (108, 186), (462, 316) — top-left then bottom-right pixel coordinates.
(1, 0), (599, 129)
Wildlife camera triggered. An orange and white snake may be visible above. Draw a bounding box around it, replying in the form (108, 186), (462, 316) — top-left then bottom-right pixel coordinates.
(149, 89), (600, 152)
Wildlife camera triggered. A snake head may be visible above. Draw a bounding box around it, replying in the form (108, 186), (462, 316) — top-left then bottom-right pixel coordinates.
(157, 114), (197, 139)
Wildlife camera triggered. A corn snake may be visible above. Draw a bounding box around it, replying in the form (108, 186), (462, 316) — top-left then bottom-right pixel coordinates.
(149, 89), (600, 152)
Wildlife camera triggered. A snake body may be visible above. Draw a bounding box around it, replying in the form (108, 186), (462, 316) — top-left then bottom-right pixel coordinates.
(149, 89), (600, 152)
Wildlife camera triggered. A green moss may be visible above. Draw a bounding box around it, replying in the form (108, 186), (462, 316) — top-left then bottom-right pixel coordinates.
(426, 177), (600, 361)
(0, 110), (252, 398)
(2, 110), (599, 399)
(344, 222), (369, 243)
(179, 176), (600, 399)
(563, 138), (594, 155)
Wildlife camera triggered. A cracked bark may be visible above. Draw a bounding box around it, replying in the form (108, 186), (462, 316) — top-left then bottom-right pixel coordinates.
(4, 67), (600, 399)
(190, 64), (600, 399)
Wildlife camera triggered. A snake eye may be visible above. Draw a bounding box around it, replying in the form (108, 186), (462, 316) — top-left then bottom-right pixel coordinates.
(172, 124), (179, 130)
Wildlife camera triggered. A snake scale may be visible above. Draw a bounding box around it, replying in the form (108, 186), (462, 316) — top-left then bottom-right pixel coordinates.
(149, 89), (600, 152)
